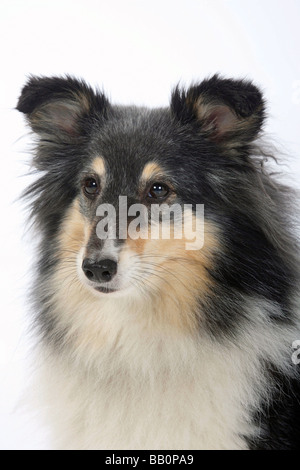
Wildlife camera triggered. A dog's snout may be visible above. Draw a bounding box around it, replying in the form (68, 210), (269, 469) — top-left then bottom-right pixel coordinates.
(82, 258), (117, 283)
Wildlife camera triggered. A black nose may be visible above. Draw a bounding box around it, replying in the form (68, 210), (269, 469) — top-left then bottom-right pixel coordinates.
(82, 258), (117, 283)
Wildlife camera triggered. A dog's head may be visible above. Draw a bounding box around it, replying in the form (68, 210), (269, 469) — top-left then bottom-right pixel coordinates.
(17, 75), (270, 327)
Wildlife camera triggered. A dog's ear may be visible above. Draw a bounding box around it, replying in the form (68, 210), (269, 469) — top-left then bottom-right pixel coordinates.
(17, 75), (109, 141)
(171, 75), (265, 148)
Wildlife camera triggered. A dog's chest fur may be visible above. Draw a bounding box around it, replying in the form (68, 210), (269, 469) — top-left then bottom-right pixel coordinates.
(33, 288), (266, 450)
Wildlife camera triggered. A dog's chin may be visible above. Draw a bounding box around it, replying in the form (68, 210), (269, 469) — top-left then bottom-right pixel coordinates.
(94, 286), (118, 294)
(79, 276), (138, 299)
(83, 282), (124, 298)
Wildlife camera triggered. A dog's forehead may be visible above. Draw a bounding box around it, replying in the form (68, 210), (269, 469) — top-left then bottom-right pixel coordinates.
(88, 106), (174, 190)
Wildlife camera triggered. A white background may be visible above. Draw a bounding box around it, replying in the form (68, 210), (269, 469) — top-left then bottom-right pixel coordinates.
(0, 0), (299, 450)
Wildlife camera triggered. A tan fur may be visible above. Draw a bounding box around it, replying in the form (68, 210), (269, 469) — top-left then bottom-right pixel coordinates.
(72, 91), (91, 114)
(54, 198), (217, 345)
(193, 96), (264, 144)
(139, 162), (177, 206)
(125, 219), (218, 332)
(140, 162), (164, 181)
(58, 199), (85, 252)
(91, 156), (106, 178)
(19, 76), (300, 451)
(37, 199), (298, 450)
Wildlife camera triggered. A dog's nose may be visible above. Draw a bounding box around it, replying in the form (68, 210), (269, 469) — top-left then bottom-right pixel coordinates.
(82, 258), (117, 283)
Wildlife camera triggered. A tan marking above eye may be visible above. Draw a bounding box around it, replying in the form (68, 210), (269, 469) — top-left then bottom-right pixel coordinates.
(140, 162), (165, 182)
(91, 156), (106, 178)
(140, 162), (175, 198)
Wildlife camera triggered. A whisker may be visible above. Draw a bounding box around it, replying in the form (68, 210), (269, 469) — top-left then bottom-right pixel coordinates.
(133, 265), (183, 294)
(135, 261), (197, 291)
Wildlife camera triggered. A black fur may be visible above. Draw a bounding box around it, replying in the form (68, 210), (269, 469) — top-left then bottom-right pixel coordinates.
(17, 74), (300, 449)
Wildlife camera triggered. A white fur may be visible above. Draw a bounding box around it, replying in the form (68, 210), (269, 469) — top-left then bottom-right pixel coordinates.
(29, 261), (300, 450)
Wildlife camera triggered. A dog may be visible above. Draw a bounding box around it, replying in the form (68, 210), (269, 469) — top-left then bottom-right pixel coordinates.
(17, 74), (300, 450)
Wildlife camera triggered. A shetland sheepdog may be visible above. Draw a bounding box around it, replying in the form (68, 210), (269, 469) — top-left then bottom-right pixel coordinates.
(17, 75), (300, 450)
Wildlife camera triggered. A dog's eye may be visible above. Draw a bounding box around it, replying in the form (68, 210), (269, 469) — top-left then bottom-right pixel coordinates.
(147, 183), (169, 200)
(82, 177), (99, 198)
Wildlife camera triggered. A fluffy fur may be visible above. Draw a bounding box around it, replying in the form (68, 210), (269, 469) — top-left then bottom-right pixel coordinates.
(17, 74), (300, 450)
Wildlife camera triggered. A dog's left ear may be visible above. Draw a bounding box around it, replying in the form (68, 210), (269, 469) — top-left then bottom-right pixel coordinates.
(171, 75), (265, 147)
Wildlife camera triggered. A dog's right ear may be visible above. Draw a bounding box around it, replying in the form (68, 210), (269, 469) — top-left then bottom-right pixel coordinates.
(16, 75), (109, 141)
